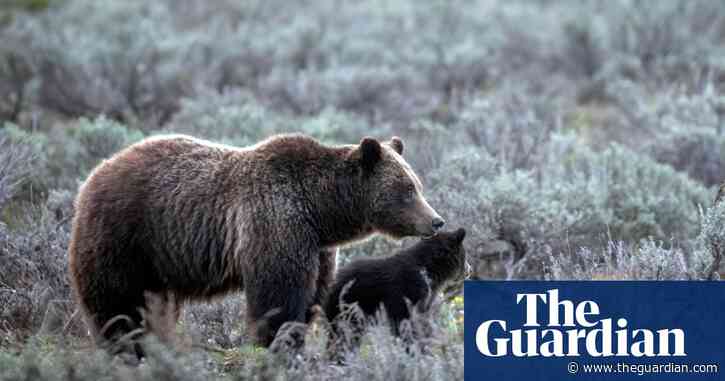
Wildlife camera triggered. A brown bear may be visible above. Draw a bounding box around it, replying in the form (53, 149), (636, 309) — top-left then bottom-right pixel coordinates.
(324, 228), (467, 337)
(68, 133), (444, 349)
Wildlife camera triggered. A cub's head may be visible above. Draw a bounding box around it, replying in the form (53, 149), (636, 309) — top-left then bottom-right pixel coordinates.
(350, 136), (444, 239)
(423, 228), (468, 283)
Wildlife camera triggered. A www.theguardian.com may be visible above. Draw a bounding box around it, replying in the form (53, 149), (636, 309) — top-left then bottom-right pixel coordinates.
(571, 361), (719, 377)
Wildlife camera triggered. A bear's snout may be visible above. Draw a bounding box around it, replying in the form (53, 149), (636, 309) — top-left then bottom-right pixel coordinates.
(413, 197), (445, 238)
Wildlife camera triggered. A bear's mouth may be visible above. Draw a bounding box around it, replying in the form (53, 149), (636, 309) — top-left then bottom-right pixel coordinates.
(421, 232), (438, 240)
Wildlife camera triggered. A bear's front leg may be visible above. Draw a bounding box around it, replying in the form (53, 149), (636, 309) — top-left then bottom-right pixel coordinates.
(245, 248), (319, 347)
(307, 248), (337, 323)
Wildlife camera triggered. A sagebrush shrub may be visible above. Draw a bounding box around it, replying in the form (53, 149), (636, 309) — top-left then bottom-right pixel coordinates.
(696, 201), (725, 279)
(70, 116), (144, 174)
(167, 90), (281, 146)
(460, 135), (712, 279)
(0, 189), (74, 339)
(0, 136), (33, 208)
(650, 127), (725, 187)
(559, 0), (725, 87)
(0, 44), (32, 123)
(455, 88), (561, 171)
(27, 0), (194, 126)
(548, 201), (725, 281)
(168, 90), (379, 146)
(0, 295), (464, 380)
(547, 240), (690, 281)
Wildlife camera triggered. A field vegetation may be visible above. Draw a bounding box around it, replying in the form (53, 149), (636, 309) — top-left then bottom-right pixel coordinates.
(1, 0), (724, 379)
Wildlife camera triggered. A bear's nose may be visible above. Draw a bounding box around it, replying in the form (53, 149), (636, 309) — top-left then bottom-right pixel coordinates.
(432, 217), (445, 230)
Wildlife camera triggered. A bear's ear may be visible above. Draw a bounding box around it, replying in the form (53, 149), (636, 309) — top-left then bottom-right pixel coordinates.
(359, 137), (382, 171)
(453, 228), (466, 244)
(390, 136), (404, 155)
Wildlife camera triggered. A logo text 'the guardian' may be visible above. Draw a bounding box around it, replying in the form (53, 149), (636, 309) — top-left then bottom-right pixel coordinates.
(475, 289), (686, 358)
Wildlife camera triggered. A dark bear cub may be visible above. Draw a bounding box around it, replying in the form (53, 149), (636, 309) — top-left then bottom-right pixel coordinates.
(325, 228), (467, 336)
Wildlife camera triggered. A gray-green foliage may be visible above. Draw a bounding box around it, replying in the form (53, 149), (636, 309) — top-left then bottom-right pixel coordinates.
(548, 201), (725, 281)
(4, 0), (718, 128)
(1, 0), (724, 378)
(455, 90), (560, 171)
(431, 132), (712, 279)
(167, 90), (377, 147)
(542, 139), (711, 246)
(0, 135), (33, 208)
(0, 297), (463, 380)
(547, 240), (691, 281)
(68, 116), (144, 175)
(19, 0), (194, 125)
(640, 89), (725, 187)
(651, 127), (725, 187)
(696, 200), (725, 279)
(559, 0), (725, 85)
(0, 338), (218, 381)
(3, 117), (143, 192)
(168, 90), (280, 146)
(0, 189), (73, 339)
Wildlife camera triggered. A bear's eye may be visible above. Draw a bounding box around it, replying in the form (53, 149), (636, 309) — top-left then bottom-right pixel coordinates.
(404, 185), (416, 202)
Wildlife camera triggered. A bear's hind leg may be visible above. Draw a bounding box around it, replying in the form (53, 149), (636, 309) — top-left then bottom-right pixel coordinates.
(89, 290), (146, 355)
(78, 253), (151, 355)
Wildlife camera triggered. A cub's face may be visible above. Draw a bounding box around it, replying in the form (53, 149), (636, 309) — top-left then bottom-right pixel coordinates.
(452, 228), (472, 282)
(423, 228), (469, 283)
(352, 136), (444, 239)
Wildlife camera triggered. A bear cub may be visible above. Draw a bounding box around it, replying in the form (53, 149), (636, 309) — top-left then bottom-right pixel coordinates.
(325, 228), (467, 335)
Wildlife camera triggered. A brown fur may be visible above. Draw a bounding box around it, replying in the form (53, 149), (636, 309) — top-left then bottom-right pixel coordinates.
(68, 133), (443, 348)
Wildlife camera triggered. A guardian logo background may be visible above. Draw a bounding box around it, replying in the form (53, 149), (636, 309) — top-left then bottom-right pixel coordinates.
(464, 281), (725, 381)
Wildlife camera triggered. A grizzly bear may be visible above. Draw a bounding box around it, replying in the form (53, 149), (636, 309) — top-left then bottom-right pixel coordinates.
(68, 133), (444, 349)
(324, 228), (467, 336)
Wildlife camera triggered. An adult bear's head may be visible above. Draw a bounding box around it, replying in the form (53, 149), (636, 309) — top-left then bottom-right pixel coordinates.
(350, 136), (444, 239)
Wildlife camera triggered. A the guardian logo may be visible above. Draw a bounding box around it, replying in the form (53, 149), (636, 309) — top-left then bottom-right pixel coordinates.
(475, 289), (686, 358)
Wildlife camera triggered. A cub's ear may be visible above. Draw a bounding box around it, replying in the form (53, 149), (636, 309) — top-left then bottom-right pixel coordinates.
(390, 136), (404, 155)
(360, 137), (382, 171)
(453, 228), (466, 244)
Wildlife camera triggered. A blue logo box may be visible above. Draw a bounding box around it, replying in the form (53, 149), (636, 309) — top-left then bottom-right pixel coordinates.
(464, 281), (725, 381)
